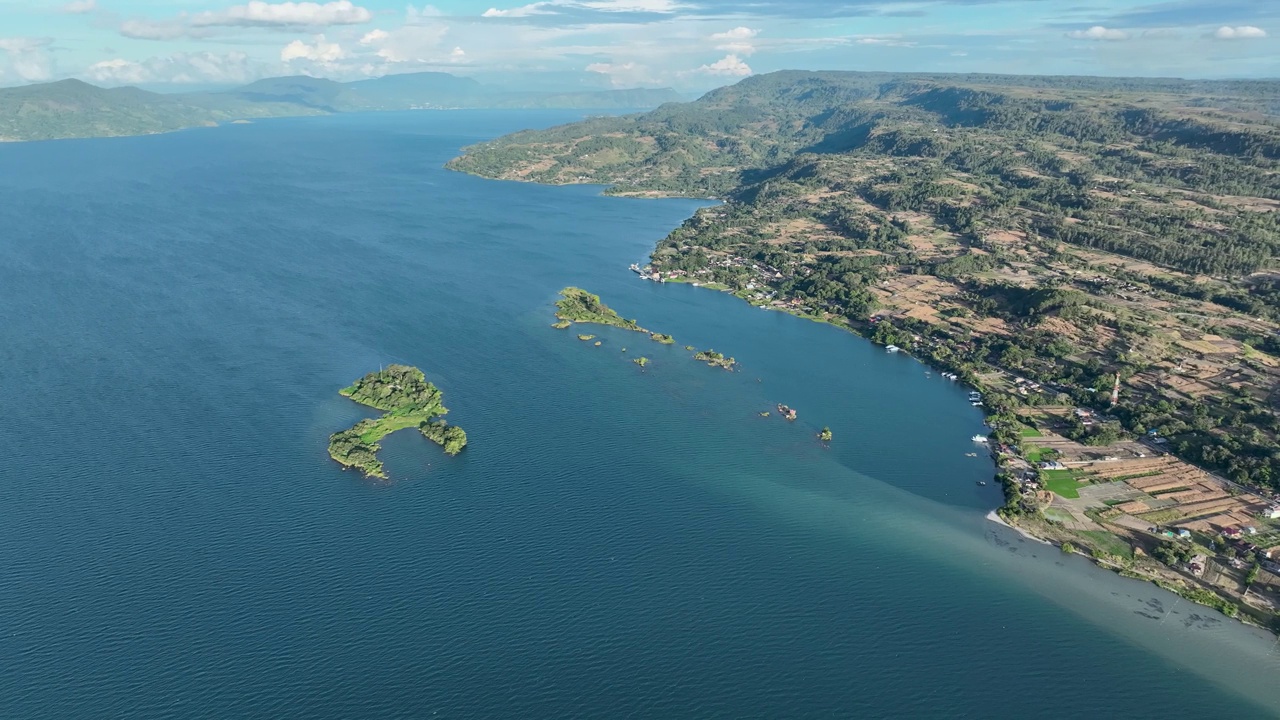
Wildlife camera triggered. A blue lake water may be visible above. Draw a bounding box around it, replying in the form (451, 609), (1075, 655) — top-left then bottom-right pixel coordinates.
(1, 111), (1279, 718)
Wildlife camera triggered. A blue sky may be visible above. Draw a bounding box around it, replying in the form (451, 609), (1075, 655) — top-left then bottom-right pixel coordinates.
(0, 0), (1275, 89)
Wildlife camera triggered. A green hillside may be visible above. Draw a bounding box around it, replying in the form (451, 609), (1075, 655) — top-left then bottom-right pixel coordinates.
(0, 79), (317, 142)
(0, 73), (683, 142)
(449, 70), (1280, 490)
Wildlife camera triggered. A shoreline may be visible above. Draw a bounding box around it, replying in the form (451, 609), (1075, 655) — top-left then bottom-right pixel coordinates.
(445, 161), (1280, 640)
(656, 255), (1280, 638)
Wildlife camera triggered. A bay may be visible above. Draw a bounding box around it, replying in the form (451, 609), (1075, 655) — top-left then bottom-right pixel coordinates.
(1, 111), (1278, 718)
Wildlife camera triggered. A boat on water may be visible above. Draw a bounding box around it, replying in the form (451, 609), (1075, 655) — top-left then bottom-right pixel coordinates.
(885, 345), (900, 353)
(629, 263), (642, 274)
(977, 481), (988, 486)
(776, 404), (798, 421)
(972, 435), (988, 443)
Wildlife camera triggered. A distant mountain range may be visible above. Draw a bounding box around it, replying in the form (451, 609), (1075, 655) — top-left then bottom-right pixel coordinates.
(0, 73), (685, 143)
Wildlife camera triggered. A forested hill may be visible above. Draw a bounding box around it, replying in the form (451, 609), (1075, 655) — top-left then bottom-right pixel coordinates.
(450, 70), (1280, 490)
(0, 74), (683, 143)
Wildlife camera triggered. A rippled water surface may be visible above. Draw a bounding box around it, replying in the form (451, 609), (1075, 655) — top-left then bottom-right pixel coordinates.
(2, 112), (1279, 718)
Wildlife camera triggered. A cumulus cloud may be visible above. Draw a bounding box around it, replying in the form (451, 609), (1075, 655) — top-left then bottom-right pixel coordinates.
(192, 1), (372, 28)
(84, 51), (263, 85)
(61, 0), (97, 14)
(0, 37), (55, 82)
(1212, 26), (1267, 40)
(710, 26), (759, 54)
(356, 22), (448, 63)
(688, 53), (751, 77)
(1066, 26), (1129, 41)
(281, 34), (347, 63)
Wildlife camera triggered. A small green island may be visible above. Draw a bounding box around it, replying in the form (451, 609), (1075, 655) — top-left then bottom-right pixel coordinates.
(555, 287), (646, 332)
(819, 427), (833, 442)
(556, 287), (749, 373)
(694, 349), (737, 370)
(327, 365), (467, 479)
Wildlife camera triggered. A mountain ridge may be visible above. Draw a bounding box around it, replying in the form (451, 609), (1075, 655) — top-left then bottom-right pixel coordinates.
(0, 72), (685, 142)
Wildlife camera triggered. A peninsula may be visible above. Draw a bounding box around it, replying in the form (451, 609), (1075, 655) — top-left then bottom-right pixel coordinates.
(555, 287), (647, 332)
(454, 71), (1280, 632)
(328, 365), (467, 479)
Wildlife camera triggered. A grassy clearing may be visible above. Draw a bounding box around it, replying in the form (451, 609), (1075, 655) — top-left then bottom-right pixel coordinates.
(355, 412), (430, 444)
(1019, 425), (1043, 438)
(1078, 530), (1134, 559)
(1044, 508), (1074, 524)
(1043, 470), (1083, 499)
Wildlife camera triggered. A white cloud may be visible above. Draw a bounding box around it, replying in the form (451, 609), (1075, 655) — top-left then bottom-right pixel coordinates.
(192, 1), (373, 28)
(711, 26), (759, 55)
(405, 5), (444, 23)
(0, 37), (54, 82)
(854, 36), (916, 47)
(1066, 26), (1129, 41)
(281, 34), (347, 63)
(61, 0), (97, 14)
(1212, 26), (1267, 40)
(482, 0), (682, 17)
(449, 46), (466, 60)
(710, 27), (757, 41)
(354, 22), (448, 63)
(121, 1), (374, 41)
(579, 0), (683, 10)
(586, 60), (657, 86)
(84, 51), (262, 85)
(688, 53), (751, 77)
(119, 19), (192, 40)
(482, 2), (554, 17)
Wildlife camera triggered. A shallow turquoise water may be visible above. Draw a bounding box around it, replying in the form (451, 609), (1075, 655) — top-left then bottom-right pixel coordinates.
(1, 111), (1278, 718)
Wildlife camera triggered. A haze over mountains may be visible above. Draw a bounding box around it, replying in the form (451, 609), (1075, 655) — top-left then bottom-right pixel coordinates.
(0, 71), (684, 142)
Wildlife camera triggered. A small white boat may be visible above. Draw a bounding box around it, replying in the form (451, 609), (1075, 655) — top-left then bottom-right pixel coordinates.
(971, 435), (988, 443)
(885, 345), (900, 353)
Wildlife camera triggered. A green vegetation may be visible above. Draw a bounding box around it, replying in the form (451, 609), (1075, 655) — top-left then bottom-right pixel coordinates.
(1246, 561), (1262, 586)
(453, 70), (1280, 493)
(1042, 470), (1083, 499)
(1061, 541), (1077, 555)
(552, 320), (571, 329)
(819, 426), (833, 442)
(328, 365), (466, 479)
(633, 357), (650, 367)
(555, 287), (646, 332)
(1019, 425), (1043, 438)
(420, 420), (468, 456)
(0, 75), (681, 143)
(1077, 530), (1134, 560)
(650, 333), (676, 344)
(693, 349), (736, 370)
(577, 334), (596, 341)
(1155, 580), (1239, 618)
